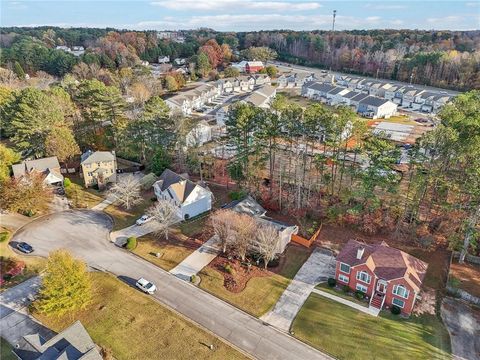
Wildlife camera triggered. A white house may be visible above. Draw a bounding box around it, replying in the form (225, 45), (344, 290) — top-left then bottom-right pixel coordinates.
(242, 84), (276, 108)
(357, 96), (398, 119)
(231, 61), (248, 73)
(186, 120), (213, 147)
(153, 169), (213, 220)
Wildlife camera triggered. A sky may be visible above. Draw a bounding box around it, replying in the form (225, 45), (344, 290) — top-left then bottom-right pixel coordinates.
(1, 0), (479, 32)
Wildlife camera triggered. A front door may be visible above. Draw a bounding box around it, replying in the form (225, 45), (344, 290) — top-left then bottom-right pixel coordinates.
(376, 280), (387, 294)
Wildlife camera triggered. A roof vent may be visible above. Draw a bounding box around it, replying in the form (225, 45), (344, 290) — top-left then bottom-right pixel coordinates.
(356, 247), (365, 260)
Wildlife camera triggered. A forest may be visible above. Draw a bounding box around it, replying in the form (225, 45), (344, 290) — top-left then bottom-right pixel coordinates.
(1, 27), (479, 90)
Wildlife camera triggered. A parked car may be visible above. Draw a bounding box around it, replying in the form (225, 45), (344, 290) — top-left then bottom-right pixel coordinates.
(136, 215), (152, 226)
(16, 242), (34, 254)
(135, 278), (157, 294)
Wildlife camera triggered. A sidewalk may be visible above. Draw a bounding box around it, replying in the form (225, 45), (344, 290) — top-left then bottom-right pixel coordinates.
(169, 236), (220, 281)
(261, 248), (336, 332)
(91, 196), (115, 211)
(312, 289), (380, 316)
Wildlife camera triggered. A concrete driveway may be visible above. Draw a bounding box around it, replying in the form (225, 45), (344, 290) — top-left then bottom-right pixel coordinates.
(441, 297), (480, 360)
(261, 248), (336, 332)
(9, 210), (332, 360)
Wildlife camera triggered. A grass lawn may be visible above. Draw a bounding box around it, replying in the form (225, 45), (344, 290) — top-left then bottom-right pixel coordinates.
(315, 283), (368, 307)
(33, 272), (248, 360)
(64, 177), (104, 209)
(199, 244), (311, 317)
(104, 192), (156, 231)
(1, 338), (16, 360)
(131, 234), (196, 271)
(292, 293), (451, 360)
(177, 216), (209, 238)
(0, 228), (46, 290)
(381, 115), (418, 125)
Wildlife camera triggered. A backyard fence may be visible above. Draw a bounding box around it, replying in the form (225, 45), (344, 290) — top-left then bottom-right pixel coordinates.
(291, 224), (322, 248)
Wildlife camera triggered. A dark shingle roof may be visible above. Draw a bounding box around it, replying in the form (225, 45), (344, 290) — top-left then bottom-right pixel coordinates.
(359, 96), (391, 107)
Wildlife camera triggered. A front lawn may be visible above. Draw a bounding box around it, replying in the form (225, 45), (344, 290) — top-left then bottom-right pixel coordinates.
(103, 191), (156, 231)
(315, 283), (368, 307)
(64, 177), (104, 209)
(292, 293), (451, 360)
(1, 338), (16, 360)
(198, 244), (311, 317)
(131, 234), (197, 271)
(177, 215), (210, 239)
(33, 272), (248, 360)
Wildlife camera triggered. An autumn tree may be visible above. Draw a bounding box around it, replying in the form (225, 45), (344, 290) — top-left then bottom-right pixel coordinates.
(107, 175), (142, 210)
(45, 126), (80, 164)
(223, 66), (240, 78)
(231, 213), (257, 261)
(241, 46), (277, 63)
(35, 250), (92, 316)
(0, 144), (20, 183)
(147, 200), (180, 240)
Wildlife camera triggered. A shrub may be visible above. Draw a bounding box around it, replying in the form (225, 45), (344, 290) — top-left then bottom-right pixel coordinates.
(342, 285), (350, 293)
(228, 190), (246, 201)
(224, 263), (234, 275)
(391, 305), (401, 315)
(327, 278), (337, 287)
(63, 178), (72, 188)
(190, 275), (197, 283)
(3, 273), (13, 282)
(0, 231), (9, 243)
(125, 237), (137, 250)
(355, 290), (365, 299)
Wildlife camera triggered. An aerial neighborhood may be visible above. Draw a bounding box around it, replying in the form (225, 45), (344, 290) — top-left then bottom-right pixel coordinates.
(0, 7), (479, 360)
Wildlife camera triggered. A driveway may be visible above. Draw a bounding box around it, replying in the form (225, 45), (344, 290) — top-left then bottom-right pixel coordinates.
(261, 248), (336, 332)
(441, 297), (480, 360)
(10, 210), (332, 360)
(0, 277), (55, 346)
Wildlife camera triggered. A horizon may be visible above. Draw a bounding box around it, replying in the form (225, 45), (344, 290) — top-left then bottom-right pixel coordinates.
(1, 0), (479, 32)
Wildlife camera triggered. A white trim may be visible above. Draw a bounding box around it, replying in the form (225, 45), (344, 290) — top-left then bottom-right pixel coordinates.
(339, 262), (351, 274)
(356, 283), (368, 293)
(392, 298), (405, 308)
(392, 284), (410, 299)
(356, 271), (371, 284)
(338, 274), (349, 283)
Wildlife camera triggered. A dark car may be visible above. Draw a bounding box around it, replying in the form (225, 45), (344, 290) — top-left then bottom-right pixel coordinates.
(17, 242), (34, 254)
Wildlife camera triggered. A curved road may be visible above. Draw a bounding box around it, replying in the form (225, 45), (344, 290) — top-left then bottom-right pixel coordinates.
(11, 210), (332, 360)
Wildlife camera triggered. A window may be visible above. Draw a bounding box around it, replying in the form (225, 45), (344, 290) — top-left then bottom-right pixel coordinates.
(339, 263), (351, 274)
(338, 274), (349, 283)
(392, 298), (404, 308)
(356, 271), (371, 284)
(356, 284), (367, 293)
(393, 285), (410, 299)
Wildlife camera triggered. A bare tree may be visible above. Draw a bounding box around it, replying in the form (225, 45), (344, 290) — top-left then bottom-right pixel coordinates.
(210, 209), (237, 253)
(147, 200), (180, 241)
(253, 224), (279, 268)
(232, 214), (257, 261)
(107, 175), (142, 210)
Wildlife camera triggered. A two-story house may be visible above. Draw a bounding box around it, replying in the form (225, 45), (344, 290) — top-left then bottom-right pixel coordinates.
(153, 169), (213, 220)
(80, 150), (117, 189)
(335, 240), (428, 315)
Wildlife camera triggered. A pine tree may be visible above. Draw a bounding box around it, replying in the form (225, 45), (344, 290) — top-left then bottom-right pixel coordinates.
(35, 250), (92, 316)
(13, 61), (26, 79)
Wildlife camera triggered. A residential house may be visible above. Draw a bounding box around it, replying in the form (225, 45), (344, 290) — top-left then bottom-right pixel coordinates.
(217, 78), (234, 94)
(412, 91), (437, 111)
(250, 74), (271, 87)
(232, 76), (255, 93)
(186, 120), (213, 147)
(348, 92), (370, 109)
(153, 169), (213, 220)
(384, 85), (403, 103)
(215, 104), (230, 126)
(80, 150), (117, 189)
(12, 157), (64, 186)
(302, 82), (336, 100)
(224, 195), (298, 254)
(335, 240), (428, 315)
(158, 55), (170, 63)
(326, 86), (351, 105)
(358, 96), (397, 119)
(231, 60), (248, 73)
(401, 87), (425, 108)
(165, 83), (220, 115)
(242, 84), (276, 108)
(245, 61), (264, 74)
(174, 58), (186, 65)
(13, 321), (102, 360)
(166, 96), (192, 115)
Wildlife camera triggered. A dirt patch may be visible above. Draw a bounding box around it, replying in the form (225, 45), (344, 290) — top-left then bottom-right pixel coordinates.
(208, 256), (273, 293)
(450, 261), (480, 298)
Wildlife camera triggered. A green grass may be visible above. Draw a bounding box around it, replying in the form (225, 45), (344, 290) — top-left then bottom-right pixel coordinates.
(0, 232), (9, 243)
(104, 194), (155, 231)
(292, 293), (451, 360)
(1, 338), (16, 360)
(199, 245), (311, 317)
(315, 283), (368, 307)
(64, 178), (104, 209)
(131, 235), (195, 271)
(33, 272), (248, 360)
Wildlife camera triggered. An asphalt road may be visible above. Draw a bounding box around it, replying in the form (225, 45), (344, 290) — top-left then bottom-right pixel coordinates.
(10, 210), (332, 360)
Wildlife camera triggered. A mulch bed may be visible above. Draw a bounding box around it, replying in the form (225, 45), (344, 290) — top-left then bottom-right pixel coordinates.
(209, 256), (273, 293)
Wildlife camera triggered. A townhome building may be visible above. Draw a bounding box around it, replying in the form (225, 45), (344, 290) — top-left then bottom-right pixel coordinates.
(358, 96), (398, 119)
(335, 240), (428, 315)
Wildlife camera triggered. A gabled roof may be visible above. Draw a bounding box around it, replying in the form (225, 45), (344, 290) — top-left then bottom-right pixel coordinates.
(350, 92), (369, 102)
(328, 86), (348, 95)
(80, 151), (115, 165)
(154, 169), (210, 204)
(337, 240), (428, 292)
(359, 96), (392, 107)
(12, 157), (61, 178)
(223, 195), (266, 217)
(342, 91), (360, 99)
(307, 82), (335, 93)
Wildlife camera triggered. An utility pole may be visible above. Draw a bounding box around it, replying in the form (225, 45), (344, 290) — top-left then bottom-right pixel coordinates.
(332, 10), (337, 31)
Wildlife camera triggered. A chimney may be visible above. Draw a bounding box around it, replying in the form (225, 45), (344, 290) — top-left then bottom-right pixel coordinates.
(356, 247), (365, 260)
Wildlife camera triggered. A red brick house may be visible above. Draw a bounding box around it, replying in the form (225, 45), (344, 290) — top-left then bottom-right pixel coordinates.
(335, 240), (428, 315)
(245, 61), (264, 74)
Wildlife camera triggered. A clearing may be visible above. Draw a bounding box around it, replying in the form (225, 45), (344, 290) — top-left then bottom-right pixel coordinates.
(292, 293), (451, 360)
(33, 272), (248, 360)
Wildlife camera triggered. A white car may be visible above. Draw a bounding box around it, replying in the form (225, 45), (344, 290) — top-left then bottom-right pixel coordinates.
(135, 278), (157, 294)
(135, 215), (152, 226)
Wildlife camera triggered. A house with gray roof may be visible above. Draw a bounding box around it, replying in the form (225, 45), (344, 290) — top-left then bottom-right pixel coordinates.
(80, 150), (117, 189)
(358, 96), (398, 119)
(13, 321), (102, 360)
(153, 169), (212, 220)
(12, 156), (63, 186)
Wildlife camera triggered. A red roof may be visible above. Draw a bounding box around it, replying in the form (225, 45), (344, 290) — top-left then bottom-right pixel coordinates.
(337, 240), (428, 292)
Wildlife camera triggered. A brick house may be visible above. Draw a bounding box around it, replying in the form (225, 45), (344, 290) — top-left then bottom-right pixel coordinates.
(335, 240), (428, 315)
(245, 61), (264, 74)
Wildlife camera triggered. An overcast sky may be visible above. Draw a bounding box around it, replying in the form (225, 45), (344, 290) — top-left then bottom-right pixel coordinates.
(1, 0), (479, 31)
